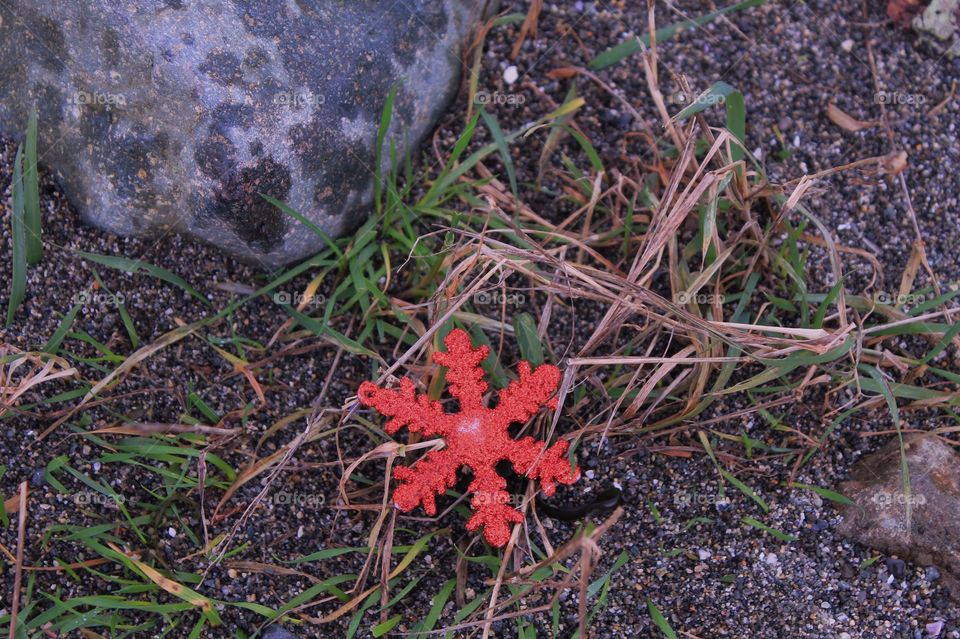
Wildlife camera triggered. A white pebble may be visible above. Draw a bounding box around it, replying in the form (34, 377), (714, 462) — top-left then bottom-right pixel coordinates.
(841, 39), (854, 52)
(503, 66), (519, 85)
(167, 527), (177, 538)
(698, 549), (711, 561)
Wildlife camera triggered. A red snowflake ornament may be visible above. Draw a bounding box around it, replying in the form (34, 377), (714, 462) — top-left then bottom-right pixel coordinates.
(357, 328), (580, 547)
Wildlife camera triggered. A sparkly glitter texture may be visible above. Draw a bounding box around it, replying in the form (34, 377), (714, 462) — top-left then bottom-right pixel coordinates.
(357, 329), (580, 546)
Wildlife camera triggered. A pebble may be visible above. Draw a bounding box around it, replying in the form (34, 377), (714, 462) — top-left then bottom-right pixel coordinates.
(30, 468), (46, 487)
(885, 557), (907, 580)
(503, 65), (518, 85)
(841, 39), (855, 52)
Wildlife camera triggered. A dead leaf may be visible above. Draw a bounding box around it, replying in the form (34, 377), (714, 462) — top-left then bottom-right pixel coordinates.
(887, 0), (930, 27)
(546, 67), (579, 80)
(827, 103), (879, 132)
(879, 150), (909, 176)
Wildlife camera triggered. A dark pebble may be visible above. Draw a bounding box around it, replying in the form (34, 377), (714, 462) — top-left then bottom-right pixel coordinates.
(885, 557), (907, 580)
(262, 627), (299, 639)
(30, 468), (46, 487)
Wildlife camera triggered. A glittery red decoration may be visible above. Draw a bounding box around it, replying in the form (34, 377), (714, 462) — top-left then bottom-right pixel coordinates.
(357, 328), (580, 547)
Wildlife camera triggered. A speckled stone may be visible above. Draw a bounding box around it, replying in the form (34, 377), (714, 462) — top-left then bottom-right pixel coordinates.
(837, 434), (960, 599)
(0, 0), (489, 268)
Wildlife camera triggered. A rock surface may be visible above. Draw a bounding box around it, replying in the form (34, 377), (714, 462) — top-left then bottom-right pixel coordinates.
(0, 0), (489, 268)
(914, 0), (960, 58)
(836, 434), (960, 598)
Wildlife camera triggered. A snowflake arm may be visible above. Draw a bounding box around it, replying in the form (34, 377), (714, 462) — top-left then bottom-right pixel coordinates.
(392, 449), (461, 516)
(493, 360), (562, 426)
(431, 329), (489, 412)
(508, 437), (580, 497)
(357, 377), (453, 436)
(465, 469), (523, 547)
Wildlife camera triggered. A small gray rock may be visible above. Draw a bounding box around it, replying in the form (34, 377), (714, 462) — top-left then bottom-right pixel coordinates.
(30, 468), (46, 488)
(262, 626), (299, 639)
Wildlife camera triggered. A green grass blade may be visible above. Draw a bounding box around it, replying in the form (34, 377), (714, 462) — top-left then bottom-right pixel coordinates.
(590, 0), (766, 70)
(647, 600), (678, 639)
(512, 312), (544, 367)
(24, 105), (42, 264)
(741, 516), (796, 542)
(44, 298), (84, 353)
(478, 107), (518, 199)
(261, 194), (344, 261)
(862, 364), (912, 530)
(6, 144), (27, 327)
(787, 482), (855, 507)
(375, 86), (398, 215)
(77, 251), (210, 307)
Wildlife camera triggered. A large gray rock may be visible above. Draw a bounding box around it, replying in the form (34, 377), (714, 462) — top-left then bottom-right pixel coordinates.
(836, 434), (960, 599)
(0, 1), (489, 268)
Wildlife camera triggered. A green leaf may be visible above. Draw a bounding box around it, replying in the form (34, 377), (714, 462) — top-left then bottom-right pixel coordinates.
(375, 86), (398, 215)
(410, 579), (455, 637)
(44, 300), (84, 353)
(590, 0), (766, 70)
(788, 482), (855, 507)
(6, 144), (27, 327)
(647, 600), (678, 639)
(512, 313), (544, 367)
(741, 516), (796, 542)
(24, 105), (42, 265)
(371, 614), (402, 637)
(77, 252), (210, 307)
(862, 364), (912, 531)
(720, 469), (769, 513)
(261, 194), (343, 261)
(478, 107), (518, 199)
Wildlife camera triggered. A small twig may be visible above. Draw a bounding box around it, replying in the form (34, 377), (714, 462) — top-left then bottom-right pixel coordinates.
(9, 481), (28, 639)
